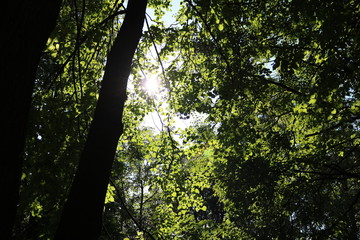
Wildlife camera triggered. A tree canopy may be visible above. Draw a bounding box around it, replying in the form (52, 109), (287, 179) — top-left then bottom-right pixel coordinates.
(8, 0), (360, 239)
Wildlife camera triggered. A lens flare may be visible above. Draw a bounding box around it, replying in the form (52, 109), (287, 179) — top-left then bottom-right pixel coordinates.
(143, 76), (159, 94)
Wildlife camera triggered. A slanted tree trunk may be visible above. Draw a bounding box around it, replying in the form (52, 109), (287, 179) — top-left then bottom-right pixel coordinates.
(54, 0), (147, 239)
(0, 1), (61, 239)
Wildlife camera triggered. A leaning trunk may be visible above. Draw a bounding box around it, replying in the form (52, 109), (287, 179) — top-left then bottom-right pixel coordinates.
(0, 1), (61, 238)
(54, 0), (147, 239)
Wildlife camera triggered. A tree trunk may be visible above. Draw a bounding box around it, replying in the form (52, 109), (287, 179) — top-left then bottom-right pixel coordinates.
(54, 0), (147, 239)
(0, 1), (61, 239)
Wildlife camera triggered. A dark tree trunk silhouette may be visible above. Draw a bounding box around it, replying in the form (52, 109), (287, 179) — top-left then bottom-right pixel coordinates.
(0, 1), (61, 239)
(54, 0), (147, 239)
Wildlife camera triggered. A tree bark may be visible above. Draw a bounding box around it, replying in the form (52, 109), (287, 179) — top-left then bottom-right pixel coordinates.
(54, 0), (147, 239)
(0, 1), (61, 239)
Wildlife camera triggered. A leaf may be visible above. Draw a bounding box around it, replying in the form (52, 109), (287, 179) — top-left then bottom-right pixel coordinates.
(309, 94), (317, 105)
(218, 24), (224, 31)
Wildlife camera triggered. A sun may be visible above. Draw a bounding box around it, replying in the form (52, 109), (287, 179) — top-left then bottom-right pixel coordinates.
(143, 75), (160, 94)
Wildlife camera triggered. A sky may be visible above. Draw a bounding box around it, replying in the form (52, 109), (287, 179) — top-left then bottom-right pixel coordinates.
(146, 0), (181, 27)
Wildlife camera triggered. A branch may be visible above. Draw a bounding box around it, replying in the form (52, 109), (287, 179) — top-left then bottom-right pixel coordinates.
(144, 16), (168, 89)
(264, 78), (306, 96)
(109, 178), (157, 240)
(305, 116), (360, 138)
(45, 7), (127, 92)
(184, 0), (234, 80)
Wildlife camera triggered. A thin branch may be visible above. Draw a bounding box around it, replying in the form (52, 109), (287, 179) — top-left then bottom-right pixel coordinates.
(294, 169), (360, 180)
(305, 116), (360, 138)
(184, 0), (234, 80)
(265, 78), (306, 96)
(102, 223), (114, 240)
(323, 188), (360, 236)
(144, 15), (169, 93)
(109, 178), (157, 240)
(46, 8), (127, 92)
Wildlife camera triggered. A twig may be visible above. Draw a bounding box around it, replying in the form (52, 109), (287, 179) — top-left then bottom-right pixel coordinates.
(109, 178), (157, 240)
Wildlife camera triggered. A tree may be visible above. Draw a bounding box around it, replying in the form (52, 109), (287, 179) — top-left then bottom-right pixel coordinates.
(8, 0), (360, 239)
(54, 0), (147, 239)
(14, 1), (129, 238)
(151, 0), (360, 238)
(1, 1), (61, 238)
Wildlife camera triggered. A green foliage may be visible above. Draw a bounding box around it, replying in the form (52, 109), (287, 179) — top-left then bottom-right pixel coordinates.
(16, 0), (126, 238)
(17, 0), (360, 239)
(138, 0), (360, 238)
